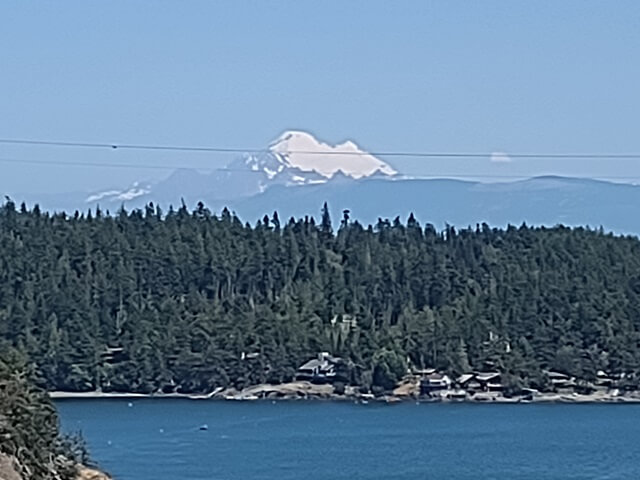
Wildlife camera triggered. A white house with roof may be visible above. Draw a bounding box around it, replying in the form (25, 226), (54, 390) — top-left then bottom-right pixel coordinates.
(296, 352), (340, 383)
(419, 373), (452, 394)
(457, 372), (504, 393)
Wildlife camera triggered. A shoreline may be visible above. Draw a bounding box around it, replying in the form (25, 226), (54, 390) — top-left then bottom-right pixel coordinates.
(49, 391), (216, 400)
(49, 384), (640, 404)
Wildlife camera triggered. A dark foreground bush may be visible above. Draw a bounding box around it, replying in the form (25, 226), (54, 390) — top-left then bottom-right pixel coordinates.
(0, 349), (90, 480)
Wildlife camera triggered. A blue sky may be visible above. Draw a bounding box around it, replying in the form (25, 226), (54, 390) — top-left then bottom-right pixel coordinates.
(1, 1), (640, 193)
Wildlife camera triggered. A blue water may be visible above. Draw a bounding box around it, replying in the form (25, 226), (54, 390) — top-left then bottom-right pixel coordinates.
(57, 400), (640, 480)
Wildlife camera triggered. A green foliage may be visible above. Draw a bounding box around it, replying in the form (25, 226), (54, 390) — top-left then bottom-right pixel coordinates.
(0, 348), (89, 479)
(1, 201), (640, 394)
(372, 349), (407, 390)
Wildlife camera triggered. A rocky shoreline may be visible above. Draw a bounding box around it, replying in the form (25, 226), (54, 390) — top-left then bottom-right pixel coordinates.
(49, 381), (640, 404)
(0, 453), (111, 480)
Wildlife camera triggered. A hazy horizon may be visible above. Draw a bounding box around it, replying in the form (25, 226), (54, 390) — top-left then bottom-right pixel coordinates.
(2, 1), (640, 195)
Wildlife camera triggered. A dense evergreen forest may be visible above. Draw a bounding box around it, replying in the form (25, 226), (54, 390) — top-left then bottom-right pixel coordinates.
(1, 199), (640, 395)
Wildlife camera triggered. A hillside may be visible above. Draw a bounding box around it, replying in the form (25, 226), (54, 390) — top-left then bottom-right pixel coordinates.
(1, 200), (640, 395)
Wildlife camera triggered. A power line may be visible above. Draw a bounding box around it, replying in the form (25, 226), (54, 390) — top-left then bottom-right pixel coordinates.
(2, 137), (640, 159)
(0, 138), (246, 154)
(0, 157), (263, 172)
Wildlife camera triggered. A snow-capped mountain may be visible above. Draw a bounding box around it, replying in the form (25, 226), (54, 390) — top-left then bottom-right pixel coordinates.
(262, 130), (396, 180)
(83, 130), (397, 207)
(228, 130), (397, 191)
(12, 131), (640, 236)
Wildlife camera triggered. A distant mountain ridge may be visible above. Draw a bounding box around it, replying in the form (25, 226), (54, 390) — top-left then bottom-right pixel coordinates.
(83, 130), (398, 206)
(7, 131), (640, 236)
(231, 175), (640, 235)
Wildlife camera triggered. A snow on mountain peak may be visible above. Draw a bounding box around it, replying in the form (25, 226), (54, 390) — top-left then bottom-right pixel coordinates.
(84, 130), (398, 207)
(268, 130), (396, 179)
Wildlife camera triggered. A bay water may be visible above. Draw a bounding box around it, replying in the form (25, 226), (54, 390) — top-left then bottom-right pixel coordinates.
(57, 399), (640, 479)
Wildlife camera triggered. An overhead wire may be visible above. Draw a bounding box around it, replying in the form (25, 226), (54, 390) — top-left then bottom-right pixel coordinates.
(3, 137), (640, 180)
(2, 137), (640, 159)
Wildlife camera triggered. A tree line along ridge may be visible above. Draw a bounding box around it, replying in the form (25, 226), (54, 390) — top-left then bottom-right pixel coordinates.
(1, 200), (640, 395)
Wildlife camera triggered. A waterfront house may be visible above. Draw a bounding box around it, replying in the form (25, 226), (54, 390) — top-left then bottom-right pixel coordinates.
(457, 373), (482, 392)
(412, 367), (436, 377)
(545, 370), (576, 391)
(457, 373), (474, 386)
(419, 373), (452, 394)
(457, 372), (503, 393)
(296, 352), (340, 383)
(475, 372), (503, 392)
(595, 370), (614, 389)
(521, 388), (540, 400)
(546, 370), (569, 382)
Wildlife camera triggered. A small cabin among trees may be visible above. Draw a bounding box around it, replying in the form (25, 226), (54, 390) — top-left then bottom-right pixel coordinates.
(419, 373), (452, 394)
(456, 372), (504, 393)
(296, 352), (340, 383)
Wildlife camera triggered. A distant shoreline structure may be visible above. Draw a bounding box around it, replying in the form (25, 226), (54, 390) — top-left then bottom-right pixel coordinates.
(49, 384), (640, 404)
